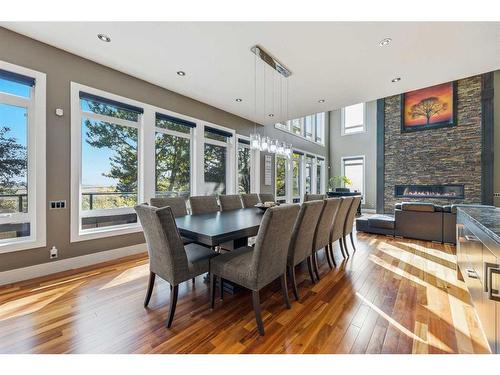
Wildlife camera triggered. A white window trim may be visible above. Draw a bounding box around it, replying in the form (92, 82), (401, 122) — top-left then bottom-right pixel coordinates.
(274, 112), (326, 146)
(341, 155), (366, 200)
(235, 135), (260, 194)
(274, 154), (289, 203)
(70, 82), (145, 242)
(0, 61), (46, 254)
(341, 103), (366, 136)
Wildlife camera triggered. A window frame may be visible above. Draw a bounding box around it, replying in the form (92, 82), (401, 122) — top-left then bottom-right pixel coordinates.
(0, 61), (46, 254)
(341, 103), (366, 136)
(274, 112), (326, 146)
(341, 155), (366, 200)
(274, 154), (289, 203)
(235, 135), (260, 195)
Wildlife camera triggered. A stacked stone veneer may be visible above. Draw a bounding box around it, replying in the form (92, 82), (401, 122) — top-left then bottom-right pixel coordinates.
(383, 75), (482, 213)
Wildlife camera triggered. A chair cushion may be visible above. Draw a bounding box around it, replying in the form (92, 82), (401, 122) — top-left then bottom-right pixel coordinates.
(210, 246), (256, 290)
(367, 215), (395, 229)
(401, 202), (437, 212)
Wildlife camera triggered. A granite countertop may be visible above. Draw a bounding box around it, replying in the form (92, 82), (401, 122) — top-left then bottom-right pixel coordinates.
(457, 206), (500, 245)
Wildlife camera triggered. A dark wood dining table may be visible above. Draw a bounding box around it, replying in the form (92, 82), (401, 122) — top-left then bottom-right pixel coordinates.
(175, 207), (264, 249)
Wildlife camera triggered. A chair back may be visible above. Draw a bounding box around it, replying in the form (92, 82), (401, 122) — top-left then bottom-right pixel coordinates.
(134, 205), (188, 283)
(219, 194), (243, 211)
(313, 198), (341, 251)
(241, 193), (260, 208)
(258, 193), (275, 204)
(189, 195), (219, 215)
(252, 204), (300, 288)
(304, 194), (326, 202)
(150, 197), (188, 217)
(344, 196), (362, 235)
(331, 197), (353, 241)
(288, 200), (324, 266)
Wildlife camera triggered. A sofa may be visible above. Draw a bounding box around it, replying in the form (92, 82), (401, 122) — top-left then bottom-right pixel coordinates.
(356, 202), (494, 244)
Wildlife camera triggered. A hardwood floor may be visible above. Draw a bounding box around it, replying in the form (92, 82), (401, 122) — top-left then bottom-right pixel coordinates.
(0, 232), (491, 354)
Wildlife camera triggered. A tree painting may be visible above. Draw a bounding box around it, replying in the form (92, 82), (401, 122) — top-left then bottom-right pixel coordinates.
(402, 82), (455, 131)
(408, 97), (448, 125)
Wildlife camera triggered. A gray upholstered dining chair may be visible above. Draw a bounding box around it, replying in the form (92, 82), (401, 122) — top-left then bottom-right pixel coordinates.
(219, 194), (243, 211)
(209, 204), (300, 336)
(258, 193), (275, 204)
(241, 193), (260, 208)
(189, 195), (219, 215)
(286, 200), (324, 300)
(312, 198), (341, 281)
(135, 204), (219, 328)
(150, 197), (188, 217)
(304, 194), (326, 202)
(150, 197), (193, 245)
(343, 196), (362, 255)
(329, 197), (354, 259)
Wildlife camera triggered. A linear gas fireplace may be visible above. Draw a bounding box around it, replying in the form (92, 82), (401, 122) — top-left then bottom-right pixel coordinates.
(394, 184), (465, 199)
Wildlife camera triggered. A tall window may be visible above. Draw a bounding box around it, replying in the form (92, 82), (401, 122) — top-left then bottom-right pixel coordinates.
(342, 103), (365, 135)
(155, 113), (193, 199)
(0, 65), (45, 252)
(237, 138), (251, 194)
(78, 92), (142, 232)
(315, 113), (325, 144)
(275, 155), (287, 202)
(342, 156), (364, 198)
(274, 112), (325, 145)
(316, 158), (325, 194)
(292, 152), (302, 202)
(304, 115), (314, 140)
(291, 118), (302, 136)
(305, 155), (313, 194)
(204, 126), (232, 195)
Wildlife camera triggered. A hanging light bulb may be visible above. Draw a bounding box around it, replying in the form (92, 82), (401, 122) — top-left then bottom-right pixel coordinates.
(277, 141), (285, 155)
(250, 133), (260, 150)
(260, 136), (270, 152)
(269, 139), (277, 154)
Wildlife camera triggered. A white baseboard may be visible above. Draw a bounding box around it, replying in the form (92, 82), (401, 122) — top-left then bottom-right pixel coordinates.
(0, 243), (148, 286)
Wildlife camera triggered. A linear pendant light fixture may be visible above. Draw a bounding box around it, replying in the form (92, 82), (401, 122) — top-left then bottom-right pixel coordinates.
(250, 45), (292, 158)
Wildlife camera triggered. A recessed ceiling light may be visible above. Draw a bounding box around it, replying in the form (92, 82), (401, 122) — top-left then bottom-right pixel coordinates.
(235, 98), (243, 102)
(318, 99), (325, 103)
(97, 34), (111, 43)
(177, 71), (186, 76)
(391, 77), (401, 83)
(379, 38), (392, 47)
(268, 114), (274, 117)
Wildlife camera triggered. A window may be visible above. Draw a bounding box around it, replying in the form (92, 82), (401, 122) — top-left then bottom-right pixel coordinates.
(342, 103), (365, 135)
(274, 112), (326, 145)
(292, 152), (302, 202)
(342, 156), (365, 198)
(203, 126), (233, 195)
(155, 113), (193, 199)
(316, 158), (325, 194)
(0, 63), (46, 253)
(275, 155), (287, 202)
(237, 138), (251, 194)
(305, 155), (313, 194)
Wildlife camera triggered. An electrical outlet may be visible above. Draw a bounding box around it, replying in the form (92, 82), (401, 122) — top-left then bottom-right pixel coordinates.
(494, 192), (500, 198)
(49, 200), (66, 209)
(50, 246), (58, 259)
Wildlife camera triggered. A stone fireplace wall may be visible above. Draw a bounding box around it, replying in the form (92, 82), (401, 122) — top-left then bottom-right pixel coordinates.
(383, 75), (483, 212)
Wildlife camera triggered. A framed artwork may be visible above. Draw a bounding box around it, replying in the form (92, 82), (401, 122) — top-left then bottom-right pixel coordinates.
(400, 81), (457, 132)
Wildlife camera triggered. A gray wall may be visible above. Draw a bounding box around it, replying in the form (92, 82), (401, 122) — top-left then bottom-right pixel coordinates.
(495, 71), (500, 207)
(0, 27), (327, 272)
(328, 101), (377, 209)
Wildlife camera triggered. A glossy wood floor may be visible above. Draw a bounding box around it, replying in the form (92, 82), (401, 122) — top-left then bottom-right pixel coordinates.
(0, 232), (491, 354)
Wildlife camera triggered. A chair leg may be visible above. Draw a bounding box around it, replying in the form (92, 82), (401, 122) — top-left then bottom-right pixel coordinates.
(312, 251), (321, 281)
(219, 277), (224, 300)
(350, 232), (357, 253)
(144, 272), (156, 307)
(325, 245), (334, 269)
(288, 265), (300, 301)
(210, 273), (216, 309)
(166, 284), (179, 328)
(306, 256), (316, 284)
(328, 243), (337, 267)
(280, 273), (291, 309)
(339, 238), (347, 258)
(344, 236), (351, 257)
(192, 277), (195, 285)
(252, 290), (265, 336)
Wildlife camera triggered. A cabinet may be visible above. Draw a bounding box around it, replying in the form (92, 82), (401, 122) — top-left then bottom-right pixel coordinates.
(457, 215), (500, 354)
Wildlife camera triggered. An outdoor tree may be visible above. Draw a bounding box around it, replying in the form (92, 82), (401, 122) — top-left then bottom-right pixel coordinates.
(238, 146), (251, 194)
(408, 96), (448, 125)
(0, 126), (27, 193)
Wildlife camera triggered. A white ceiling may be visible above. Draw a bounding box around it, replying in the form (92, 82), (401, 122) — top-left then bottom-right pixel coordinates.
(3, 22), (500, 125)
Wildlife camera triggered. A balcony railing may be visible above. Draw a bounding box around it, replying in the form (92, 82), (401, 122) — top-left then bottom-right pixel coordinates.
(0, 193), (28, 213)
(82, 191), (137, 210)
